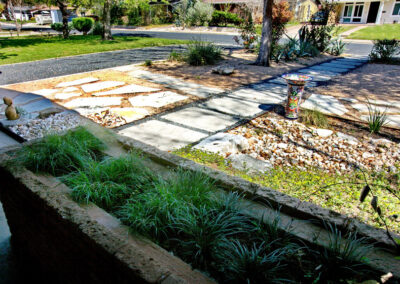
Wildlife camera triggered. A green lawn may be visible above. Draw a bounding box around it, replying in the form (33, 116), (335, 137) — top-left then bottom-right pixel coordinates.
(347, 24), (400, 40)
(0, 35), (188, 65)
(335, 25), (358, 35)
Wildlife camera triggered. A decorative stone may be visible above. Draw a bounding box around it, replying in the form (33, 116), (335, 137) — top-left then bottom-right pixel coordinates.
(314, 129), (333, 138)
(128, 91), (187, 108)
(228, 154), (272, 174)
(93, 84), (160, 96)
(193, 133), (249, 155)
(3, 97), (19, 120)
(212, 65), (235, 75)
(64, 97), (123, 108)
(110, 108), (150, 123)
(336, 132), (358, 145)
(39, 107), (64, 119)
(56, 77), (99, 88)
(81, 81), (125, 93)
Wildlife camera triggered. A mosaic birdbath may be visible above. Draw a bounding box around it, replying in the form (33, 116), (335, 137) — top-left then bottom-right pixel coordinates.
(281, 73), (312, 119)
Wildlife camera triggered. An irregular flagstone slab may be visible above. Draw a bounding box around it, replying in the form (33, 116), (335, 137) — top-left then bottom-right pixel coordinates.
(112, 64), (140, 72)
(54, 92), (81, 100)
(64, 97), (123, 108)
(128, 91), (187, 108)
(367, 99), (400, 107)
(201, 96), (264, 117)
(118, 120), (208, 151)
(319, 62), (355, 70)
(56, 77), (99, 88)
(13, 93), (43, 105)
(228, 88), (285, 104)
(129, 69), (223, 98)
(21, 99), (58, 113)
(111, 107), (149, 123)
(301, 93), (348, 116)
(327, 61), (360, 68)
(81, 81), (125, 93)
(74, 107), (108, 116)
(162, 107), (240, 132)
(360, 115), (400, 128)
(94, 84), (160, 96)
(63, 87), (79, 93)
(341, 97), (358, 103)
(32, 89), (57, 96)
(351, 103), (398, 113)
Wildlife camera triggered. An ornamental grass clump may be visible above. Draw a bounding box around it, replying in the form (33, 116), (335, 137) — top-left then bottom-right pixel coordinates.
(367, 101), (388, 134)
(16, 126), (105, 176)
(185, 40), (222, 66)
(62, 152), (157, 211)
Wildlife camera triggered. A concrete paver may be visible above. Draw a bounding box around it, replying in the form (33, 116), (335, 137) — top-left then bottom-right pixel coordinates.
(128, 91), (187, 108)
(162, 107), (240, 132)
(202, 97), (264, 117)
(301, 93), (348, 116)
(118, 120), (208, 151)
(0, 131), (19, 149)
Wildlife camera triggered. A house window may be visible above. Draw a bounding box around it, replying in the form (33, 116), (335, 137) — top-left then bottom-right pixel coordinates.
(353, 3), (364, 22)
(343, 3), (353, 22)
(393, 0), (400, 15)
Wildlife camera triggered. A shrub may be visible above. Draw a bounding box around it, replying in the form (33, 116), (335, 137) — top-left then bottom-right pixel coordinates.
(327, 37), (346, 55)
(272, 1), (294, 47)
(300, 24), (336, 52)
(369, 39), (400, 63)
(210, 10), (241, 27)
(185, 40), (222, 65)
(272, 36), (319, 62)
(186, 1), (214, 26)
(235, 7), (258, 49)
(144, 59), (152, 66)
(72, 17), (94, 35)
(366, 101), (388, 134)
(91, 21), (104, 35)
(16, 127), (105, 176)
(168, 50), (185, 62)
(51, 22), (73, 33)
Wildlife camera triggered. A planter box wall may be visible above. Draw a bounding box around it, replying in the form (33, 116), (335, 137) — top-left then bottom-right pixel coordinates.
(0, 155), (214, 284)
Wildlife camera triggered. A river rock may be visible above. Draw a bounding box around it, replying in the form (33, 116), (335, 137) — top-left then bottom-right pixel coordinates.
(194, 133), (249, 154)
(228, 154), (273, 174)
(314, 128), (333, 138)
(212, 65), (235, 76)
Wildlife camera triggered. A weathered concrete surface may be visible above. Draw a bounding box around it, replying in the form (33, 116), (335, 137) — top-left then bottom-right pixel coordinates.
(0, 155), (214, 284)
(0, 132), (19, 150)
(201, 97), (264, 117)
(118, 120), (208, 151)
(161, 107), (240, 132)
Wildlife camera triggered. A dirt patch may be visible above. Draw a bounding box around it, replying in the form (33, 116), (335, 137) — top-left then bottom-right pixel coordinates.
(147, 49), (335, 90)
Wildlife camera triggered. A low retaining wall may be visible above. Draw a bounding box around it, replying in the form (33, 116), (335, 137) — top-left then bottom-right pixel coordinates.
(0, 154), (214, 284)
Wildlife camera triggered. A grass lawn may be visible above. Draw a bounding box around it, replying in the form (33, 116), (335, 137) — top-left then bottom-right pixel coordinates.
(173, 147), (400, 235)
(335, 25), (358, 35)
(0, 35), (188, 65)
(347, 24), (400, 40)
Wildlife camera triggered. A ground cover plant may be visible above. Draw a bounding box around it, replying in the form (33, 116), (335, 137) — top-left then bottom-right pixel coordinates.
(174, 147), (400, 235)
(369, 39), (400, 63)
(13, 127), (381, 283)
(347, 24), (400, 40)
(0, 35), (188, 65)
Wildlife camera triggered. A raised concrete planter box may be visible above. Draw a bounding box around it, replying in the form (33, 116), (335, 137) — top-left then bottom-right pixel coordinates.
(0, 155), (214, 284)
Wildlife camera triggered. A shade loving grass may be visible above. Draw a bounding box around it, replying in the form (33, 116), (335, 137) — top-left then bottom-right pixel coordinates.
(15, 128), (378, 283)
(16, 126), (105, 176)
(0, 35), (188, 65)
(347, 24), (400, 40)
(173, 147), (400, 235)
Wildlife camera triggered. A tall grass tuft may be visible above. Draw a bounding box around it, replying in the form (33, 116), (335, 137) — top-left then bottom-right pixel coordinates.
(185, 40), (222, 66)
(63, 152), (157, 211)
(367, 102), (388, 134)
(16, 126), (105, 176)
(301, 108), (329, 128)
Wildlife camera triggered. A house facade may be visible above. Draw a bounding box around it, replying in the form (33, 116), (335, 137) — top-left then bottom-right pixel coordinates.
(335, 0), (400, 24)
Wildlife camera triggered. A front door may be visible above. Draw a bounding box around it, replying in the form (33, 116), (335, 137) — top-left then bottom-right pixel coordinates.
(367, 1), (380, 23)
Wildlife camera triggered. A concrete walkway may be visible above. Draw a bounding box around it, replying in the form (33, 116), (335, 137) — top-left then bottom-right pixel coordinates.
(118, 56), (371, 151)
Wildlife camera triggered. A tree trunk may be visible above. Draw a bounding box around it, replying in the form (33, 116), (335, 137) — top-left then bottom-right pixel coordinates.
(255, 0), (273, 66)
(8, 0), (20, 36)
(4, 1), (12, 21)
(102, 0), (113, 40)
(57, 1), (70, 39)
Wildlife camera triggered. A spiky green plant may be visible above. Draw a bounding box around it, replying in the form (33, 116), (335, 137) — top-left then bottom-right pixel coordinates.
(16, 126), (105, 176)
(217, 240), (288, 283)
(63, 152), (157, 211)
(315, 224), (373, 281)
(367, 102), (388, 134)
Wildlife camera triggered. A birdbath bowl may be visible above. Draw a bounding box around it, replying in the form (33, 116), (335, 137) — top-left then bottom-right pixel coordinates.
(281, 73), (312, 119)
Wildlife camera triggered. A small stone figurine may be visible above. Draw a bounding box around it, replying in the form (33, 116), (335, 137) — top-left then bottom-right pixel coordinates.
(3, 97), (19, 120)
